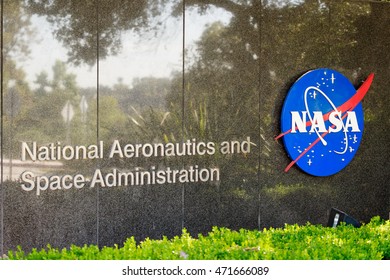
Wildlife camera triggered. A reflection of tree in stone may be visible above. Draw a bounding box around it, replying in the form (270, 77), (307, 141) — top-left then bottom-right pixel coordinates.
(165, 20), (260, 173)
(25, 0), (260, 65)
(13, 61), (77, 144)
(3, 1), (34, 61)
(17, 0), (390, 226)
(1, 1), (36, 159)
(112, 77), (171, 113)
(28, 0), (388, 175)
(2, 0), (34, 97)
(26, 0), (177, 65)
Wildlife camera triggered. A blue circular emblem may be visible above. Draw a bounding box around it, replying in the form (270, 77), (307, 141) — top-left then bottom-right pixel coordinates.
(280, 68), (366, 176)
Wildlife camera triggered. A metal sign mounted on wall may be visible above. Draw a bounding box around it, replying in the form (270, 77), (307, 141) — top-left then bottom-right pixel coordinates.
(276, 68), (374, 176)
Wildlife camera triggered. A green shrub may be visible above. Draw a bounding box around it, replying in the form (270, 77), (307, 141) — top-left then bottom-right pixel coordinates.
(5, 217), (390, 260)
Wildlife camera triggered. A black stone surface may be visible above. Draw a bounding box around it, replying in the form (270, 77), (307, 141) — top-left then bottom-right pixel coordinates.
(0, 0), (389, 254)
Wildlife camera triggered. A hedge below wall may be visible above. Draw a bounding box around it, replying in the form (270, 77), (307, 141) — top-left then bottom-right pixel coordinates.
(4, 217), (389, 260)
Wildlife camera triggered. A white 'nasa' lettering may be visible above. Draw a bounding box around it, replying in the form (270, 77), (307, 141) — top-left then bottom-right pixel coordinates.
(291, 111), (360, 133)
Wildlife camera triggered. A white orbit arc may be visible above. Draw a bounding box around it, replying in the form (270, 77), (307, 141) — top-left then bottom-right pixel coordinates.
(304, 86), (348, 155)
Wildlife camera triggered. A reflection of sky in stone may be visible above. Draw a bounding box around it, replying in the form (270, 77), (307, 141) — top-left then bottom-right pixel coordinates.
(266, 0), (304, 8)
(18, 8), (232, 89)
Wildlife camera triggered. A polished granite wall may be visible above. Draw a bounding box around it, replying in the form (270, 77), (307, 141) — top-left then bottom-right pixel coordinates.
(0, 0), (389, 253)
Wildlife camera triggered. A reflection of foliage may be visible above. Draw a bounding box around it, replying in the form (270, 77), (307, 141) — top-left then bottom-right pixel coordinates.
(96, 96), (130, 142)
(26, 0), (177, 65)
(25, 0), (261, 66)
(129, 106), (174, 142)
(106, 77), (171, 114)
(3, 0), (390, 230)
(263, 183), (335, 200)
(3, 1), (34, 61)
(14, 61), (78, 143)
(2, 1), (35, 157)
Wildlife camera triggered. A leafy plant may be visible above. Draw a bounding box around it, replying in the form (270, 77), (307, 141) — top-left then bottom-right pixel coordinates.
(5, 217), (389, 260)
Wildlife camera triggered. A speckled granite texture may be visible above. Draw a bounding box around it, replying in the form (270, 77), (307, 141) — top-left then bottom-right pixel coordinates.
(1, 0), (389, 253)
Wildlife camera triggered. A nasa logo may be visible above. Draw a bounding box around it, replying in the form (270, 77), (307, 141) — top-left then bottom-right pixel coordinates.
(276, 68), (374, 176)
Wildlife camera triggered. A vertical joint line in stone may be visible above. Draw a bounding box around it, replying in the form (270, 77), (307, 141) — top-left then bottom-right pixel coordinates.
(181, 0), (186, 230)
(95, 0), (100, 248)
(257, 0), (263, 231)
(96, 0), (100, 145)
(182, 0), (186, 135)
(327, 2), (332, 65)
(0, 0), (4, 257)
